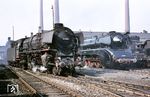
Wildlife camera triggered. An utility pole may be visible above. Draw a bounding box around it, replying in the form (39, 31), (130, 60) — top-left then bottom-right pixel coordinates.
(125, 0), (130, 33)
(51, 5), (54, 28)
(54, 0), (60, 24)
(40, 0), (44, 33)
(12, 26), (14, 41)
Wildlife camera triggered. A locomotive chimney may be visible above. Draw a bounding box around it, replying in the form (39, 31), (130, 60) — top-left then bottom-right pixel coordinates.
(54, 23), (63, 29)
(125, 0), (130, 33)
(54, 0), (60, 24)
(40, 0), (44, 33)
(31, 32), (33, 37)
(8, 37), (11, 41)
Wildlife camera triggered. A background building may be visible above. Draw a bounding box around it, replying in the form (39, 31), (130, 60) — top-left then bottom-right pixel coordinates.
(75, 31), (150, 43)
(0, 37), (12, 65)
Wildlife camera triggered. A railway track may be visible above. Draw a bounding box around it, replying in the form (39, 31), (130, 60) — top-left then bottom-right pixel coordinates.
(78, 76), (150, 97)
(9, 66), (150, 97)
(41, 72), (150, 97)
(9, 67), (80, 97)
(76, 67), (150, 96)
(0, 65), (34, 97)
(25, 70), (126, 97)
(107, 80), (150, 96)
(10, 67), (123, 97)
(129, 69), (150, 76)
(49, 75), (150, 97)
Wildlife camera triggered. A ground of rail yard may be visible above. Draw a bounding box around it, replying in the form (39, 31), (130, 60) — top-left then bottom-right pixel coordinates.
(0, 65), (150, 97)
(76, 67), (150, 87)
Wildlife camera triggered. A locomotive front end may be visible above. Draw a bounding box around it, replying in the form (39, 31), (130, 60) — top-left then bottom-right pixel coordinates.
(51, 23), (78, 75)
(109, 49), (137, 64)
(52, 23), (77, 55)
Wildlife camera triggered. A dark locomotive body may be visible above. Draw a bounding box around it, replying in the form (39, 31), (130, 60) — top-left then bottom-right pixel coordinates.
(144, 40), (150, 67)
(79, 31), (137, 69)
(7, 23), (78, 75)
(133, 40), (150, 68)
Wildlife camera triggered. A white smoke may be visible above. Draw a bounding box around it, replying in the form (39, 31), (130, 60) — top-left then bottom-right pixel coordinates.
(32, 65), (47, 72)
(39, 66), (47, 72)
(32, 66), (38, 72)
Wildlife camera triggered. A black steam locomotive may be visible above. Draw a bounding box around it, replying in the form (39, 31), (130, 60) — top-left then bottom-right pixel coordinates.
(79, 31), (137, 69)
(7, 23), (78, 75)
(143, 40), (150, 67)
(133, 40), (150, 68)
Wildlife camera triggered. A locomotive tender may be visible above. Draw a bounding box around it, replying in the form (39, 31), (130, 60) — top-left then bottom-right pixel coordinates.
(79, 31), (137, 69)
(7, 23), (78, 75)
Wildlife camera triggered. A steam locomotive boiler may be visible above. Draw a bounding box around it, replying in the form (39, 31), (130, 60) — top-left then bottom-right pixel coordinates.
(7, 23), (78, 75)
(79, 31), (137, 69)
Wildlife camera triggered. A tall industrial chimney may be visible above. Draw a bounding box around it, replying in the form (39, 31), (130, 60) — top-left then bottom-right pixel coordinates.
(54, 0), (60, 23)
(40, 0), (44, 32)
(125, 0), (130, 33)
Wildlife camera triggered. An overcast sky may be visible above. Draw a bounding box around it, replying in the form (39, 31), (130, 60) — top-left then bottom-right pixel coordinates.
(0, 0), (149, 45)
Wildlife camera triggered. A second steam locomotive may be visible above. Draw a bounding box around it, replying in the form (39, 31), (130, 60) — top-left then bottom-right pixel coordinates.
(7, 23), (79, 75)
(78, 31), (137, 69)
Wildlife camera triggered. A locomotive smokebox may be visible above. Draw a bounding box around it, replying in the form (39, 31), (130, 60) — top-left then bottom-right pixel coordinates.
(54, 23), (64, 29)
